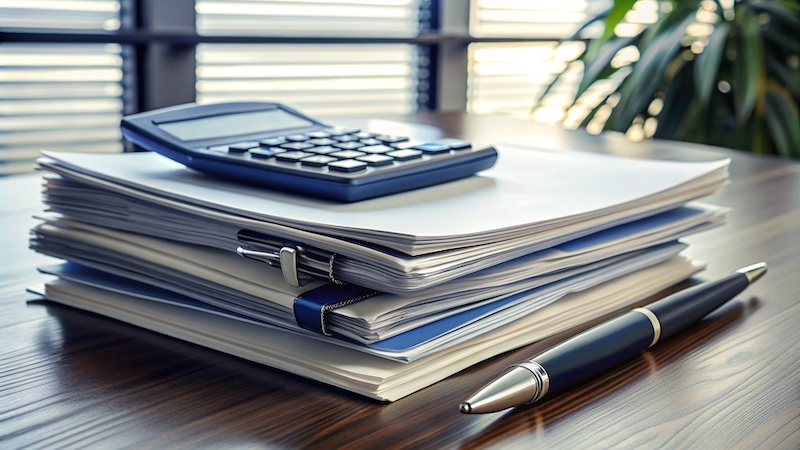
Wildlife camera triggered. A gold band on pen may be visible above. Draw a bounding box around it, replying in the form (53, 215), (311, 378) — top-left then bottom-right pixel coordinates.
(633, 307), (662, 348)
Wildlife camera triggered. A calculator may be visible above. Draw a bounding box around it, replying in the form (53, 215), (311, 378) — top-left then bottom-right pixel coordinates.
(120, 102), (498, 202)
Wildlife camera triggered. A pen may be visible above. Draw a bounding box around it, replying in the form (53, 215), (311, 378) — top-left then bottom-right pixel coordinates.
(459, 262), (767, 414)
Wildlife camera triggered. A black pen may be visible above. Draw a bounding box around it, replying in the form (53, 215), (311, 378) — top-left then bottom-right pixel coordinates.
(459, 262), (767, 414)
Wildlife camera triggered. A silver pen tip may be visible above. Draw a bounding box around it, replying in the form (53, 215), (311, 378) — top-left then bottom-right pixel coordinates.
(459, 402), (471, 414)
(737, 262), (767, 283)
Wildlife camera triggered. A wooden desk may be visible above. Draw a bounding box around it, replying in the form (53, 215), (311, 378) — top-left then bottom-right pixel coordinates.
(1, 114), (798, 448)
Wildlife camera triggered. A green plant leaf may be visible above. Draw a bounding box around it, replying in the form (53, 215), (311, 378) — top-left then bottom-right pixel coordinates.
(562, 9), (609, 42)
(747, 0), (800, 30)
(764, 85), (800, 158)
(656, 59), (695, 140)
(732, 11), (764, 124)
(605, 10), (695, 132)
(694, 22), (730, 109)
(577, 34), (642, 101)
(763, 28), (800, 54)
(766, 53), (800, 99)
(585, 0), (638, 61)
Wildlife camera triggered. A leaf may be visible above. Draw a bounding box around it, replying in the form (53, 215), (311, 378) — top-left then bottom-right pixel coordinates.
(764, 85), (800, 158)
(766, 53), (800, 99)
(605, 10), (695, 132)
(694, 22), (730, 109)
(562, 9), (610, 42)
(584, 0), (638, 61)
(655, 59), (695, 140)
(577, 34), (642, 101)
(746, 0), (800, 30)
(732, 11), (764, 124)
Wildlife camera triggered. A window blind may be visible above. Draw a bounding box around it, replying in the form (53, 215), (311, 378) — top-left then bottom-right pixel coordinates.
(468, 0), (659, 127)
(195, 0), (421, 118)
(0, 1), (123, 175)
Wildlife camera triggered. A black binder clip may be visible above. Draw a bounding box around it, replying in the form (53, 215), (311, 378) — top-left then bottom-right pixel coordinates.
(235, 230), (338, 288)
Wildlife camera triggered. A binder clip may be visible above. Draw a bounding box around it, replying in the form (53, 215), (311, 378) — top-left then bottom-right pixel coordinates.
(235, 230), (338, 287)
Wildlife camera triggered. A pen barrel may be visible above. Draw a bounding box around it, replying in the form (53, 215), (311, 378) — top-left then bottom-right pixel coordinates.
(647, 272), (749, 340)
(535, 311), (656, 395)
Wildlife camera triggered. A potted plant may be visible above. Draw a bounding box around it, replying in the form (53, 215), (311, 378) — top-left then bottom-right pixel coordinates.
(538, 0), (800, 159)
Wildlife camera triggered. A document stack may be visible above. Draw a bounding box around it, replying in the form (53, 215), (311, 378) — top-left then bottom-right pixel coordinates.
(29, 144), (730, 401)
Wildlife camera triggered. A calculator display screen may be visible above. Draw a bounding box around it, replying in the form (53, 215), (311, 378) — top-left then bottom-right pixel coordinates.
(157, 109), (315, 141)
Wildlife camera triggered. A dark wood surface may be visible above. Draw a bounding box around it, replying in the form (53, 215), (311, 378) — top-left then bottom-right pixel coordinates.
(1, 113), (798, 449)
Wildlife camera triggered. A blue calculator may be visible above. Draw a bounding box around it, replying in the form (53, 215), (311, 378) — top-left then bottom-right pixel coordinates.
(121, 102), (498, 202)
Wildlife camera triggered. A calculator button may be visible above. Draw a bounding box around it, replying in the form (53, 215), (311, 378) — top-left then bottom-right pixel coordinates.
(306, 145), (338, 155)
(275, 151), (314, 162)
(412, 143), (451, 154)
(307, 138), (337, 146)
(376, 135), (409, 144)
(250, 148), (282, 159)
(333, 142), (365, 150)
(300, 155), (338, 167)
(357, 154), (394, 166)
(327, 159), (368, 172)
(306, 131), (332, 138)
(260, 137), (288, 146)
(330, 150), (366, 159)
(334, 135), (360, 143)
(353, 131), (377, 139)
(206, 145), (229, 154)
(359, 144), (394, 154)
(387, 149), (423, 161)
(359, 138), (383, 146)
(436, 138), (472, 150)
(280, 142), (314, 151)
(228, 141), (260, 152)
(285, 134), (308, 142)
(328, 127), (360, 136)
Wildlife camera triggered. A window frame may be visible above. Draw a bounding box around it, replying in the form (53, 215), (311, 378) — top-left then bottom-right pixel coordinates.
(0, 0), (561, 118)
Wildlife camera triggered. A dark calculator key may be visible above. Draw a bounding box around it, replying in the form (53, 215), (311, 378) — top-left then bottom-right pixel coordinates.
(330, 150), (366, 159)
(301, 155), (338, 167)
(376, 135), (409, 144)
(387, 149), (423, 161)
(334, 135), (360, 143)
(250, 148), (282, 159)
(359, 138), (383, 146)
(327, 159), (368, 172)
(306, 145), (338, 155)
(359, 144), (394, 154)
(228, 141), (260, 152)
(333, 141), (365, 150)
(307, 138), (337, 146)
(260, 137), (288, 146)
(328, 127), (360, 136)
(357, 154), (394, 166)
(437, 138), (472, 150)
(285, 134), (308, 142)
(413, 143), (451, 154)
(275, 151), (314, 162)
(206, 145), (229, 154)
(280, 142), (314, 151)
(306, 130), (332, 138)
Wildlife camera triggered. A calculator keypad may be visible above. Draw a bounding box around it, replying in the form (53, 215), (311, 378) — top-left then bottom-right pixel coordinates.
(201, 127), (473, 175)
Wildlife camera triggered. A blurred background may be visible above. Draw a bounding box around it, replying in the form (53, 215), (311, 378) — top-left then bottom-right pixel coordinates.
(0, 0), (797, 175)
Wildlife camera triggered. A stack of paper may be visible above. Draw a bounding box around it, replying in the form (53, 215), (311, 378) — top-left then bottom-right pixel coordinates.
(29, 145), (730, 400)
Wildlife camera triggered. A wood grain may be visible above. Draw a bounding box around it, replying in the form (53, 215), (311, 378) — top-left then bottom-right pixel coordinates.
(1, 114), (798, 449)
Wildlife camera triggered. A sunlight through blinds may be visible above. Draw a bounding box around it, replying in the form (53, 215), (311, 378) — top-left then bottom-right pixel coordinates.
(468, 0), (659, 127)
(0, 1), (123, 175)
(195, 0), (421, 118)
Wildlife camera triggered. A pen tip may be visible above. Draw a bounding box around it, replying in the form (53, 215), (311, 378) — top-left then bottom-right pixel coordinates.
(737, 262), (767, 283)
(459, 402), (472, 414)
